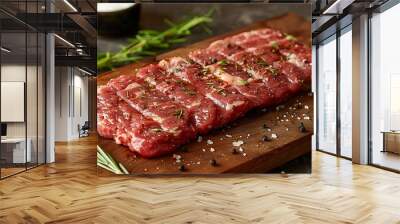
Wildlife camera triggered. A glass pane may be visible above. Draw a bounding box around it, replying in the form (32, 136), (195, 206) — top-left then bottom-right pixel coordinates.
(1, 31), (27, 177)
(339, 27), (352, 158)
(27, 31), (38, 169)
(38, 33), (45, 165)
(312, 45), (317, 150)
(371, 4), (400, 171)
(317, 35), (337, 154)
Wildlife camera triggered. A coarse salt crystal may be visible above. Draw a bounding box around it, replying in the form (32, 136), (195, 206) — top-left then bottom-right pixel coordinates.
(271, 133), (278, 139)
(304, 105), (309, 109)
(239, 147), (244, 152)
(232, 140), (244, 147)
(243, 153), (247, 156)
(173, 154), (181, 160)
(210, 148), (215, 152)
(226, 134), (232, 138)
(197, 136), (203, 142)
(207, 139), (213, 145)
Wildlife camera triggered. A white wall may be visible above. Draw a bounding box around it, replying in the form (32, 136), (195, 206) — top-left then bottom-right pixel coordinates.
(1, 65), (26, 139)
(54, 67), (89, 141)
(54, 66), (70, 141)
(1, 63), (46, 164)
(0, 65), (41, 138)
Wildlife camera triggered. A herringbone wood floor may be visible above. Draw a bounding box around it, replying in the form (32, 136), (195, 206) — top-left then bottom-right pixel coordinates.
(0, 135), (399, 224)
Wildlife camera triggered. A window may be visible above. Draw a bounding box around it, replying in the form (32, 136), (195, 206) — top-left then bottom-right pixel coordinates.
(370, 2), (400, 171)
(0, 2), (46, 179)
(317, 35), (337, 154)
(339, 26), (352, 158)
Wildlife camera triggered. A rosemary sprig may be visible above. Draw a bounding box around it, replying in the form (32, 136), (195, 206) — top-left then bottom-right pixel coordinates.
(173, 109), (184, 119)
(98, 11), (214, 72)
(285, 34), (297, 41)
(97, 145), (129, 175)
(270, 41), (279, 50)
(217, 59), (228, 66)
(237, 79), (249, 86)
(257, 60), (269, 67)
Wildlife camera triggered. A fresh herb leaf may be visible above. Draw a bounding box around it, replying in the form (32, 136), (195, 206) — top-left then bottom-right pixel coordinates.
(97, 145), (129, 175)
(216, 88), (226, 96)
(270, 41), (279, 50)
(172, 67), (182, 73)
(151, 128), (163, 132)
(257, 60), (268, 67)
(206, 82), (215, 87)
(182, 86), (197, 96)
(98, 11), (214, 72)
(173, 109), (184, 119)
(285, 34), (297, 41)
(201, 67), (209, 75)
(237, 79), (249, 86)
(267, 66), (278, 76)
(218, 59), (229, 66)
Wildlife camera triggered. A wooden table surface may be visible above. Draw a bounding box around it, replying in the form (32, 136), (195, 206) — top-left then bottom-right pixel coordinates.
(97, 13), (313, 174)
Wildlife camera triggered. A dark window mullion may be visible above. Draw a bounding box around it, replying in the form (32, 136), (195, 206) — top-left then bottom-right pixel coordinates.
(36, 0), (39, 167)
(336, 27), (341, 157)
(25, 0), (28, 171)
(367, 10), (373, 165)
(315, 44), (320, 150)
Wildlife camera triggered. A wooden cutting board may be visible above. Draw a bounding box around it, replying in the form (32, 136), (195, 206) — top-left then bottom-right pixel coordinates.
(97, 13), (313, 175)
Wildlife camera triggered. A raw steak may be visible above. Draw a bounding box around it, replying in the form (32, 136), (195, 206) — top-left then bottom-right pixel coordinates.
(160, 57), (251, 125)
(98, 27), (311, 159)
(136, 64), (218, 134)
(117, 78), (196, 143)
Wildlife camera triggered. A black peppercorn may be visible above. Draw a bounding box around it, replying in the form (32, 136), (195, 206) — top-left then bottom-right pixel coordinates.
(178, 164), (185, 171)
(298, 122), (307, 133)
(262, 124), (270, 129)
(180, 145), (188, 152)
(231, 148), (237, 154)
(262, 135), (271, 142)
(209, 159), (217, 166)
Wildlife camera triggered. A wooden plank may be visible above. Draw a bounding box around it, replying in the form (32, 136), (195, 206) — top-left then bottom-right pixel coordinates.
(97, 13), (313, 174)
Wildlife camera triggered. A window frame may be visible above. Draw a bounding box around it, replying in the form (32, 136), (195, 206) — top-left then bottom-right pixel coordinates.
(315, 22), (353, 160)
(367, 0), (400, 173)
